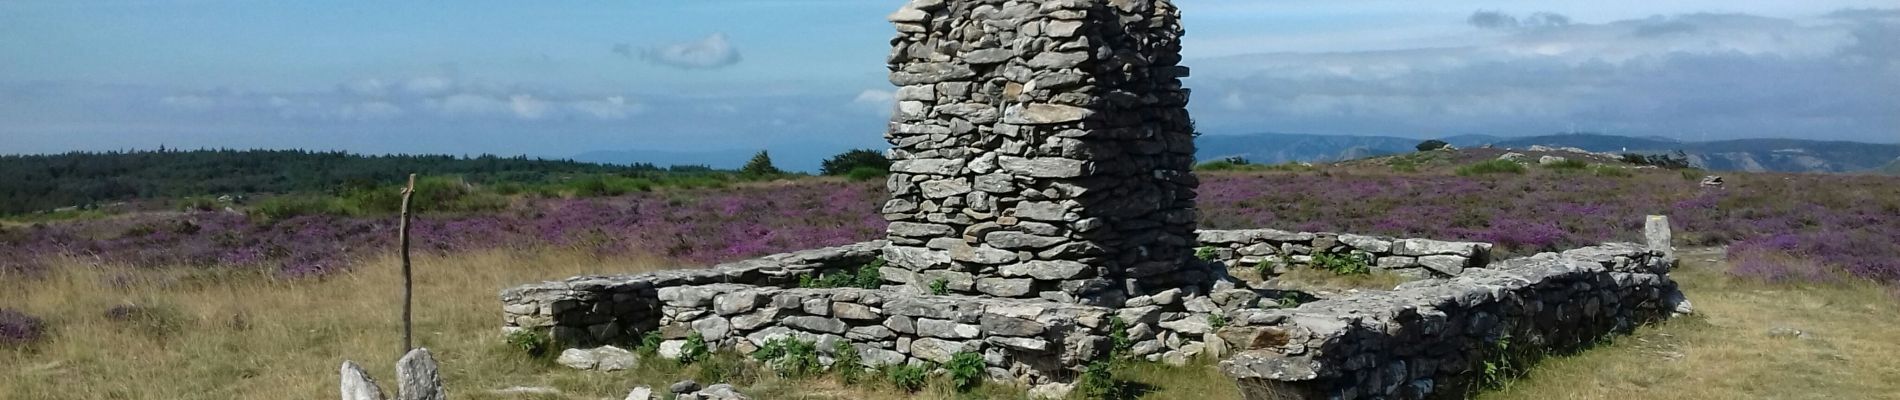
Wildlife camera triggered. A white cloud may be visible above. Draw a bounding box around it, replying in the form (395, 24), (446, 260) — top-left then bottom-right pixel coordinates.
(568, 96), (645, 120)
(509, 94), (552, 120)
(637, 33), (743, 69)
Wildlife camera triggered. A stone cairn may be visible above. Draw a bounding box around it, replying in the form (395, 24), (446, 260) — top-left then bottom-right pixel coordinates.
(497, 1), (1690, 398)
(881, 0), (1199, 307)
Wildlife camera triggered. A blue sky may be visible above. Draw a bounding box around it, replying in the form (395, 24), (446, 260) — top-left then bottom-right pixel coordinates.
(2, 0), (1896, 168)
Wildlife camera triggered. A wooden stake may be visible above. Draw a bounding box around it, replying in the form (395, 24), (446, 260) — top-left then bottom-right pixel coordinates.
(399, 173), (417, 354)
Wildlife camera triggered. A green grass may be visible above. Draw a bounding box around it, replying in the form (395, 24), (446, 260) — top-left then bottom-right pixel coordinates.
(1457, 160), (1529, 176)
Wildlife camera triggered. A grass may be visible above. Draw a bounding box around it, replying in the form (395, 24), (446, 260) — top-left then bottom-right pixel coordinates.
(1457, 159), (1529, 175)
(4, 242), (1897, 399)
(1476, 248), (1900, 400)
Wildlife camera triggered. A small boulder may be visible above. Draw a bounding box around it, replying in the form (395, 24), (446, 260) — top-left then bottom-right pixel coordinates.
(624, 386), (653, 400)
(670, 380), (701, 394)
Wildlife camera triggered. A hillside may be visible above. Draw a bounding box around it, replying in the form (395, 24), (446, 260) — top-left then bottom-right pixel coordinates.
(0, 149), (675, 215)
(1199, 132), (1900, 173)
(1195, 132), (1421, 164)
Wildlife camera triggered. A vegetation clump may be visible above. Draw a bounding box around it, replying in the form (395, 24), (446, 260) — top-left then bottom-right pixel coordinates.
(1457, 159), (1528, 175)
(820, 149), (891, 177)
(796, 258), (884, 289)
(1311, 252), (1372, 275)
(883, 364), (929, 392)
(504, 329), (553, 358)
(751, 336), (822, 377)
(0, 308), (46, 349)
(741, 150), (783, 176)
(944, 351), (987, 392)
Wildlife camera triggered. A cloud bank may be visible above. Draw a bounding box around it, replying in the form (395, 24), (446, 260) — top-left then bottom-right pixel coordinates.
(1191, 9), (1900, 141)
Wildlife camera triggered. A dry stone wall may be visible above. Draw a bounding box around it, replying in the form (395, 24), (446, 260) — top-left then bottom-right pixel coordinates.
(1197, 230), (1494, 278)
(1217, 242), (1683, 400)
(881, 0), (1199, 307)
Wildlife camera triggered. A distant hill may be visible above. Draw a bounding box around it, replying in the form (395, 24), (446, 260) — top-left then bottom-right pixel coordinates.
(1195, 133), (1421, 164)
(1488, 134), (1900, 173)
(1198, 132), (1900, 173)
(0, 149), (662, 215)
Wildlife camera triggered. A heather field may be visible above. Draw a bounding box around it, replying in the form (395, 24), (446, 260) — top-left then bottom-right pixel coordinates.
(5, 162), (1900, 399)
(4, 165), (1897, 285)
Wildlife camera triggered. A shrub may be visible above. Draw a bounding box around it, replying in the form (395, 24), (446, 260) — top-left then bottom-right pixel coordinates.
(929, 279), (950, 295)
(752, 337), (821, 377)
(103, 303), (187, 338)
(741, 150), (782, 176)
(1208, 314), (1228, 329)
(884, 364), (929, 392)
(1107, 316), (1133, 357)
(1416, 139), (1450, 152)
(505, 329), (552, 357)
(945, 351), (987, 392)
(1193, 246), (1218, 261)
(854, 259), (885, 289)
(1312, 252), (1372, 275)
(821, 149), (891, 176)
(1076, 361), (1121, 399)
(0, 308), (47, 348)
(1456, 159), (1527, 176)
(637, 330), (663, 355)
(845, 166), (886, 182)
(680, 332), (710, 364)
(1542, 159), (1589, 170)
(831, 341), (864, 383)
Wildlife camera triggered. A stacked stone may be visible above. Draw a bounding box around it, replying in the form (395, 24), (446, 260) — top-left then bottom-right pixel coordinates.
(880, 0), (1199, 307)
(500, 241), (885, 346)
(650, 285), (1117, 388)
(1217, 243), (1682, 400)
(1196, 229), (1494, 278)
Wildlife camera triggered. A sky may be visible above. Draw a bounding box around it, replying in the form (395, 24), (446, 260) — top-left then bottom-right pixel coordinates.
(2, 0), (1896, 167)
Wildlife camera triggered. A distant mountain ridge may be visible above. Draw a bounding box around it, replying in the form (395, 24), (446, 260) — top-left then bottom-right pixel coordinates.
(1197, 132), (1900, 173)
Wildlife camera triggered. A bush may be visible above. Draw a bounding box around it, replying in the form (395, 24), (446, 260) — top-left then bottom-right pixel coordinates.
(1193, 246), (1218, 261)
(831, 341), (864, 383)
(0, 308), (47, 348)
(741, 150), (782, 176)
(1416, 139), (1450, 152)
(884, 364), (929, 392)
(505, 329), (552, 357)
(1542, 159), (1589, 170)
(103, 303), (188, 338)
(1456, 160), (1527, 176)
(752, 337), (821, 377)
(945, 351), (987, 392)
(844, 166), (886, 182)
(1312, 252), (1372, 275)
(1076, 361), (1121, 399)
(821, 149), (891, 176)
(637, 330), (663, 355)
(680, 332), (710, 364)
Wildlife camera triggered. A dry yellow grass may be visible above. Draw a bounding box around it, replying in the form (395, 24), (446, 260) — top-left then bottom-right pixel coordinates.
(4, 247), (1896, 399)
(1478, 248), (1900, 400)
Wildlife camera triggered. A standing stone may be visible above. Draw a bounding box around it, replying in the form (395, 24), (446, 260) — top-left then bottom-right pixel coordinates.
(396, 348), (447, 400)
(340, 361), (387, 400)
(1645, 215), (1674, 262)
(882, 0), (1197, 306)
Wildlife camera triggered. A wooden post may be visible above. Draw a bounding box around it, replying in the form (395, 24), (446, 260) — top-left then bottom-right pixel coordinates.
(399, 173), (417, 354)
